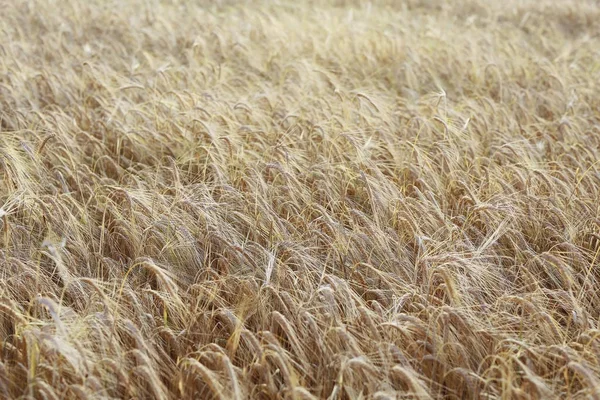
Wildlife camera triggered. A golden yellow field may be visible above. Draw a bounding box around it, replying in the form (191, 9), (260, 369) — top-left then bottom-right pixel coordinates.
(1, 0), (600, 398)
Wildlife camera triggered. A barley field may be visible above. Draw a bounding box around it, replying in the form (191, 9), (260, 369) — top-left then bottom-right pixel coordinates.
(1, 0), (600, 398)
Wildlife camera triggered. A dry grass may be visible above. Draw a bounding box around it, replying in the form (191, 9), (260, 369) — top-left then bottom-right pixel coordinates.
(1, 0), (600, 398)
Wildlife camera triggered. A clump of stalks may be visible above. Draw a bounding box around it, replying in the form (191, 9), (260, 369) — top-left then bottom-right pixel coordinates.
(1, 0), (600, 398)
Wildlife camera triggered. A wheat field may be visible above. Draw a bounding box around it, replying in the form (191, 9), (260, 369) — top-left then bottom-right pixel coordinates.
(1, 0), (600, 398)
